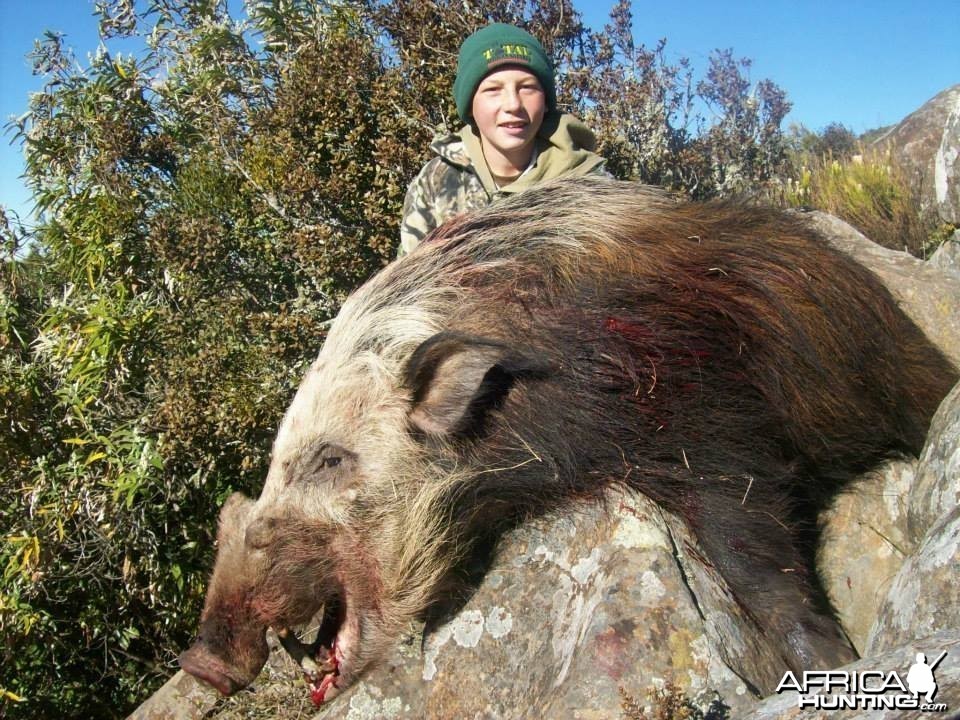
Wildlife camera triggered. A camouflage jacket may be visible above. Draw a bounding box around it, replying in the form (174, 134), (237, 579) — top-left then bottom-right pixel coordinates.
(398, 112), (607, 256)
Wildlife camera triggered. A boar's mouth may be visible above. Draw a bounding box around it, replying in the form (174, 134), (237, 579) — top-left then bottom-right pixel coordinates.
(180, 590), (352, 702)
(277, 591), (355, 705)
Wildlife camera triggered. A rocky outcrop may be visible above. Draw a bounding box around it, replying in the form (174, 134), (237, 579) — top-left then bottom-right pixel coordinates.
(935, 98), (960, 224)
(126, 670), (217, 720)
(808, 211), (960, 367)
(871, 84), (960, 224)
(929, 233), (960, 281)
(304, 493), (770, 718)
(817, 458), (915, 654)
(868, 381), (960, 653)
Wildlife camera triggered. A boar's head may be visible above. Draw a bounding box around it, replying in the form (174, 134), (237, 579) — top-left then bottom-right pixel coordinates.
(181, 264), (556, 702)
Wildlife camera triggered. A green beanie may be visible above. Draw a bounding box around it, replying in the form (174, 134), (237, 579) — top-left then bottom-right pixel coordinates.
(453, 23), (556, 121)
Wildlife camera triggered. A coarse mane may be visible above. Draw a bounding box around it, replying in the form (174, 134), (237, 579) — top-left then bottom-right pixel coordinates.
(318, 176), (954, 506)
(320, 178), (675, 379)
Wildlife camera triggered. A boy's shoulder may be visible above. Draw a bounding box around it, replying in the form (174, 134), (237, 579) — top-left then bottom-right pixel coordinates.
(411, 151), (485, 207)
(411, 128), (479, 193)
(428, 130), (473, 169)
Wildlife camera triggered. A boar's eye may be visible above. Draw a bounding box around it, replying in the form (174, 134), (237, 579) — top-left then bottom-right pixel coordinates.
(288, 441), (355, 485)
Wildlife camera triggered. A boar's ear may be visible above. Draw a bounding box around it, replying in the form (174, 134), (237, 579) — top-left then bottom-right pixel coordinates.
(404, 331), (549, 437)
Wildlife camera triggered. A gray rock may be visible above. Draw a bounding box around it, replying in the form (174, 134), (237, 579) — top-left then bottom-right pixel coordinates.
(929, 236), (960, 282)
(125, 670), (218, 720)
(907, 381), (960, 545)
(871, 84), (960, 224)
(808, 210), (960, 368)
(818, 460), (915, 654)
(742, 629), (960, 720)
(820, 383), (960, 659)
(315, 492), (763, 719)
(935, 95), (960, 224)
(868, 504), (960, 654)
(867, 382), (960, 655)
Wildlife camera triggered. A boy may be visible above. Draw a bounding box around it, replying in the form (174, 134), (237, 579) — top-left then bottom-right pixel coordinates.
(399, 23), (606, 256)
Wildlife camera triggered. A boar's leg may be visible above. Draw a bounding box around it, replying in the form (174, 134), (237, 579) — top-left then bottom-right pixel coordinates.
(686, 483), (856, 673)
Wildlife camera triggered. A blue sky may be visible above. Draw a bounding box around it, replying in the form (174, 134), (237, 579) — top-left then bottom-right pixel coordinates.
(2, 0), (958, 223)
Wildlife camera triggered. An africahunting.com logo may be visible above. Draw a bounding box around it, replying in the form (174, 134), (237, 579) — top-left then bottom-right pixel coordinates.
(776, 650), (949, 712)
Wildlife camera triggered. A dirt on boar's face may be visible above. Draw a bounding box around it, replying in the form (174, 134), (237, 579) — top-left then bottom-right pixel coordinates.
(180, 177), (957, 702)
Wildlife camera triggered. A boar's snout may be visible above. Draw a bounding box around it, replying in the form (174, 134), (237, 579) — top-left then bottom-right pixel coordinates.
(178, 643), (244, 696)
(180, 493), (273, 695)
(179, 613), (269, 696)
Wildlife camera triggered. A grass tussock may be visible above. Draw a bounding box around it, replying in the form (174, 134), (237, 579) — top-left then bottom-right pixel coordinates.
(778, 150), (949, 258)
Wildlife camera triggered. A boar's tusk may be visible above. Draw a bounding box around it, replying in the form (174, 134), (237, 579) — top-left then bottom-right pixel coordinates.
(275, 626), (321, 675)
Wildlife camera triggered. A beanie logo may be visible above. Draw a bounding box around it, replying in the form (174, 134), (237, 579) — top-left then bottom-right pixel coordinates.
(482, 44), (532, 66)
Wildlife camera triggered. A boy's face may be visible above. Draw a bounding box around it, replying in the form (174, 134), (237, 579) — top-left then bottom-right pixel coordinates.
(470, 66), (547, 163)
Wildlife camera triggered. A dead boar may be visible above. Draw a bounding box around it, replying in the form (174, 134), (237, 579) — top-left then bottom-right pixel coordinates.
(179, 177), (958, 702)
